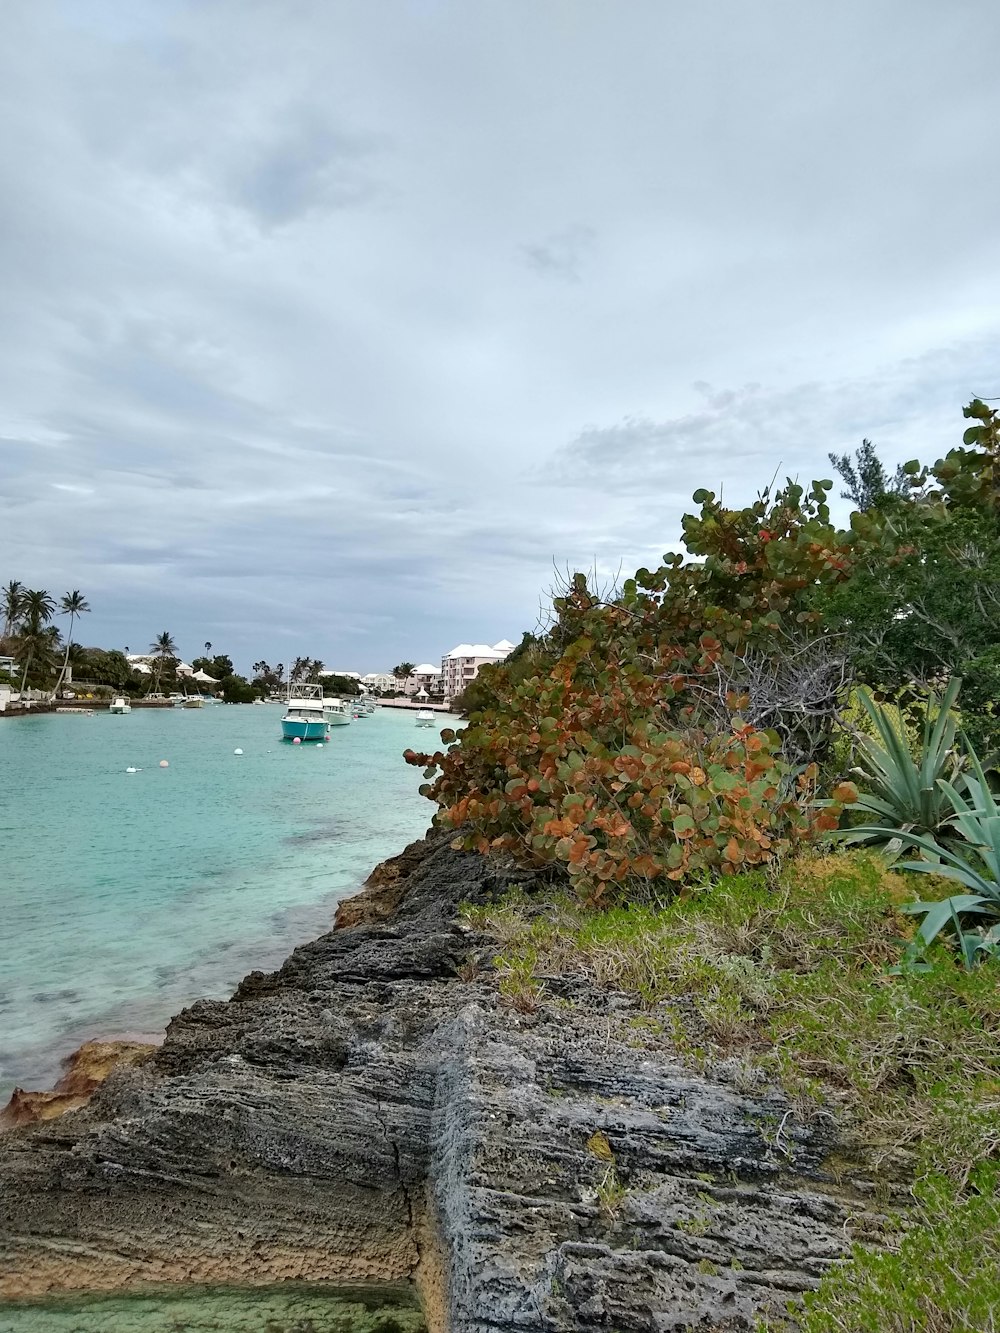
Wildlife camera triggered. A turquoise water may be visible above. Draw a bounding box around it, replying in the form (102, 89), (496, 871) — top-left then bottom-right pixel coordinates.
(0, 1282), (426, 1332)
(0, 705), (443, 1100)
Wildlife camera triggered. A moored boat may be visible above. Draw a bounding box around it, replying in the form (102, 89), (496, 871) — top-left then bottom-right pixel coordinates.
(108, 696), (131, 715)
(323, 696), (352, 727)
(282, 683), (330, 741)
(415, 709), (434, 728)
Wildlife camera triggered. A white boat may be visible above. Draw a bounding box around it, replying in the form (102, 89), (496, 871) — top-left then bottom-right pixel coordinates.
(415, 709), (435, 728)
(109, 697), (131, 715)
(282, 683), (329, 741)
(323, 696), (353, 727)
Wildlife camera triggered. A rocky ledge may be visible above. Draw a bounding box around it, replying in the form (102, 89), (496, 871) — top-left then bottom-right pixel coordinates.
(0, 835), (883, 1331)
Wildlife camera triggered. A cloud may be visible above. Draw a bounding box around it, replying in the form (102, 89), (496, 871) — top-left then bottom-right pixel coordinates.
(521, 225), (596, 282)
(2, 0), (1000, 671)
(554, 335), (1000, 506)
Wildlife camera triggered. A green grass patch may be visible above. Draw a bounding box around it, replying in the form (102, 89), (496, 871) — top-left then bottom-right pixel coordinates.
(794, 1164), (1000, 1333)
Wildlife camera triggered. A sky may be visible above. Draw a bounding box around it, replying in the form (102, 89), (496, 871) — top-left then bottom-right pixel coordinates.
(2, 0), (999, 675)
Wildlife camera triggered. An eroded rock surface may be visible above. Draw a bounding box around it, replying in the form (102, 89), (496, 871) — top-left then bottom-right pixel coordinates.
(0, 836), (879, 1330)
(0, 1039), (159, 1129)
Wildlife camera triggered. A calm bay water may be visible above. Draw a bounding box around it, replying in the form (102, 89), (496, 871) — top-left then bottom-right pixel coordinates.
(0, 704), (442, 1101)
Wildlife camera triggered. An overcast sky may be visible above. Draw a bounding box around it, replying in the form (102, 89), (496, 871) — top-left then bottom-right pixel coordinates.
(2, 0), (999, 673)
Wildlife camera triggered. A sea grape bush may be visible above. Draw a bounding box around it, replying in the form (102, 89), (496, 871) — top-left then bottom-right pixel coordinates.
(408, 705), (848, 904)
(407, 478), (860, 901)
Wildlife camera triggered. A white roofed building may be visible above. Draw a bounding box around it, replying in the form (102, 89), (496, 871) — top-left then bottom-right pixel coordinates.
(362, 672), (397, 694)
(441, 641), (514, 701)
(126, 653), (193, 678)
(404, 663), (443, 697)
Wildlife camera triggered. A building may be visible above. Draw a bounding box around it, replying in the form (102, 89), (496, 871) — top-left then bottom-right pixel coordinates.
(441, 641), (515, 701)
(405, 663), (443, 698)
(362, 672), (397, 694)
(125, 653), (194, 678)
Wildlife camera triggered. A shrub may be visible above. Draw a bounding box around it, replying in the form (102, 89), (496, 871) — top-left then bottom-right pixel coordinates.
(413, 697), (848, 904)
(408, 477), (863, 902)
(837, 699), (1000, 969)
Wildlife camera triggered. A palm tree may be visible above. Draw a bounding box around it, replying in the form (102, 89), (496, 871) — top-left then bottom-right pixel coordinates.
(393, 662), (416, 693)
(22, 588), (55, 626)
(53, 590), (91, 695)
(16, 611), (60, 695)
(150, 630), (178, 694)
(2, 580), (25, 640)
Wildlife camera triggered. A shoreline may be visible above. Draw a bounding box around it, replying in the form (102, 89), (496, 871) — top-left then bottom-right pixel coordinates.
(0, 872), (385, 1105)
(0, 833), (879, 1331)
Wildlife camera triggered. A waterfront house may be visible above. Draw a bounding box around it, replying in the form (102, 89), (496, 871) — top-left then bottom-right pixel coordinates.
(362, 672), (397, 694)
(441, 641), (514, 701)
(406, 664), (443, 698)
(125, 653), (196, 678)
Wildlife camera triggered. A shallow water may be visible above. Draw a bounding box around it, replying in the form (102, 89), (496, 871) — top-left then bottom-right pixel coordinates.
(0, 705), (444, 1099)
(0, 1282), (426, 1332)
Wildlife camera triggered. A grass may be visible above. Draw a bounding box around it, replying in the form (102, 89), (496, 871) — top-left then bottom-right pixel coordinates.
(462, 851), (1000, 1328)
(795, 1164), (1000, 1333)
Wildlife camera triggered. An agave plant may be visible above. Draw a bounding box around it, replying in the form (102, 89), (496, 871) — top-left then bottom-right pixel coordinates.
(842, 721), (1000, 969)
(832, 677), (964, 847)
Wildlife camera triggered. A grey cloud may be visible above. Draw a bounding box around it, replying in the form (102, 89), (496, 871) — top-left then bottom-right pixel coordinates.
(227, 111), (386, 227)
(521, 226), (596, 282)
(554, 335), (1000, 504)
(2, 1), (1000, 672)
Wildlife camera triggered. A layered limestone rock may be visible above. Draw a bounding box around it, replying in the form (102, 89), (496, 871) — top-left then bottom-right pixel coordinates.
(0, 836), (883, 1330)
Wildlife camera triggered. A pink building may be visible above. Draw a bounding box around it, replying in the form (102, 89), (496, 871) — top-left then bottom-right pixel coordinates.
(441, 641), (515, 701)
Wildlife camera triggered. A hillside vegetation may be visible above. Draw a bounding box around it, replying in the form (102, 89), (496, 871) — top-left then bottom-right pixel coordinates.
(408, 399), (1000, 1328)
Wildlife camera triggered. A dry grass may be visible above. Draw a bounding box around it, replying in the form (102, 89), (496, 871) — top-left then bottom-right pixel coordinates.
(463, 851), (1000, 1175)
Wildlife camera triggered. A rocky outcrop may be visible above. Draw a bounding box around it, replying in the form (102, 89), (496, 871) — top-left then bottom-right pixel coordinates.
(0, 835), (883, 1330)
(0, 1039), (158, 1128)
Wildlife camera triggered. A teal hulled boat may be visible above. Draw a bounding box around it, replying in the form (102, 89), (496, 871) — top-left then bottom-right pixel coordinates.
(281, 684), (329, 741)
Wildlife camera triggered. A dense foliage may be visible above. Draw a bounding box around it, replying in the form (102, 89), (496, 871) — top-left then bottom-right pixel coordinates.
(410, 400), (1000, 906)
(409, 474), (863, 899)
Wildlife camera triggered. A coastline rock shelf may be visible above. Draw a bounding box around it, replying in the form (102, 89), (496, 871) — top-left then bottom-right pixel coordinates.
(0, 837), (880, 1331)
